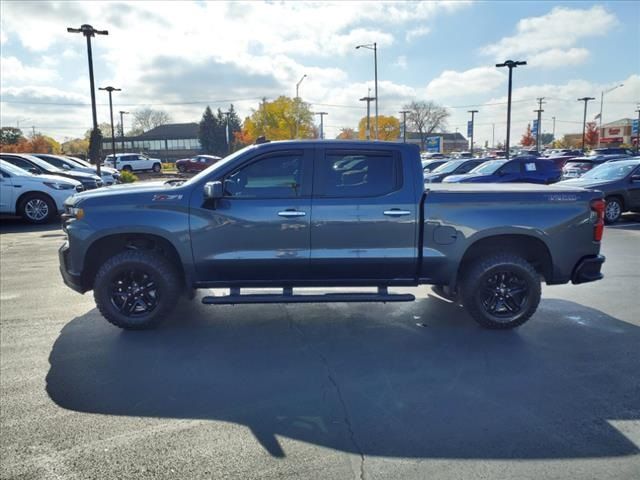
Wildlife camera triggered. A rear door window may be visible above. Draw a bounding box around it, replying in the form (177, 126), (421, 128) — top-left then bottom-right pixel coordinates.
(316, 151), (401, 197)
(499, 161), (521, 174)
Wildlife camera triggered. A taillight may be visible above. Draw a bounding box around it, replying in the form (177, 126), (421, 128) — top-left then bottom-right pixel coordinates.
(591, 199), (605, 242)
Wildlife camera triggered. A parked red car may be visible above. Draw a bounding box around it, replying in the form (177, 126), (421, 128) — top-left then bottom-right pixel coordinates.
(175, 155), (222, 173)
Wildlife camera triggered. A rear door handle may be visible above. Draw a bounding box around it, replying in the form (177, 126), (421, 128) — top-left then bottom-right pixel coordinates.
(384, 209), (411, 217)
(278, 210), (306, 217)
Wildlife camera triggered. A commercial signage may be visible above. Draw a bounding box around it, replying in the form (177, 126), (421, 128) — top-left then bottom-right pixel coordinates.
(532, 119), (539, 137)
(467, 121), (473, 138)
(426, 136), (442, 153)
(632, 119), (639, 135)
(608, 127), (621, 135)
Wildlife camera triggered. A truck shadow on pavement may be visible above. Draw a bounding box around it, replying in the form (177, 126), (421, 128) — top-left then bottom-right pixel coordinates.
(46, 295), (640, 460)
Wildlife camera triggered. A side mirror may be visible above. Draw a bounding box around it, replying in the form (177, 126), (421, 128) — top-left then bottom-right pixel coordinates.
(204, 181), (224, 199)
(62, 164), (71, 170)
(29, 168), (39, 175)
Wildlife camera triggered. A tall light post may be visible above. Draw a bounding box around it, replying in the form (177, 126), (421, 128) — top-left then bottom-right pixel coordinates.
(552, 116), (556, 142)
(360, 95), (375, 140)
(223, 111), (231, 154)
(578, 97), (596, 152)
(314, 112), (328, 139)
(99, 86), (121, 162)
(635, 107), (640, 155)
(598, 83), (624, 147)
(356, 43), (378, 140)
(467, 110), (478, 155)
(295, 74), (307, 139)
(119, 111), (129, 152)
(399, 110), (410, 143)
(68, 24), (108, 176)
(496, 59), (526, 159)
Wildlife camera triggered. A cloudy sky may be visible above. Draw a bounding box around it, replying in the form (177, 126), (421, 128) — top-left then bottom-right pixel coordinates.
(1, 0), (639, 146)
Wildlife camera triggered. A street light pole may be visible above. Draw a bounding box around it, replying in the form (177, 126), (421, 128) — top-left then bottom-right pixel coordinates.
(295, 74), (307, 139)
(399, 110), (410, 143)
(552, 116), (556, 142)
(68, 24), (108, 176)
(598, 84), (624, 148)
(360, 96), (375, 140)
(496, 60), (526, 159)
(635, 107), (640, 155)
(534, 97), (545, 152)
(119, 111), (129, 152)
(99, 86), (121, 163)
(578, 97), (596, 152)
(468, 110), (478, 155)
(356, 43), (378, 140)
(314, 112), (328, 139)
(223, 111), (231, 154)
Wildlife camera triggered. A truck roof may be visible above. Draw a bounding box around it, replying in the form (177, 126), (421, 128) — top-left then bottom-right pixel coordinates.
(426, 183), (596, 193)
(249, 139), (421, 151)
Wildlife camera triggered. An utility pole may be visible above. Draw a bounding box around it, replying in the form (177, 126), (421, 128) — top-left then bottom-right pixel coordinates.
(261, 97), (267, 136)
(223, 111), (231, 154)
(552, 116), (556, 142)
(119, 111), (129, 152)
(534, 97), (545, 152)
(578, 97), (595, 152)
(492, 123), (495, 148)
(359, 95), (375, 140)
(496, 59), (527, 159)
(68, 24), (108, 176)
(314, 112), (328, 139)
(635, 106), (640, 155)
(99, 86), (121, 162)
(467, 110), (478, 155)
(31, 126), (36, 137)
(356, 42), (378, 140)
(399, 110), (410, 143)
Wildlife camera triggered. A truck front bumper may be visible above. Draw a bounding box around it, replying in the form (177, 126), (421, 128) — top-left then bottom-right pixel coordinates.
(571, 254), (605, 284)
(59, 242), (86, 293)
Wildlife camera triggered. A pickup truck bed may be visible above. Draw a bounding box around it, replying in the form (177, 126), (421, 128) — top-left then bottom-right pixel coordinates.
(59, 140), (605, 330)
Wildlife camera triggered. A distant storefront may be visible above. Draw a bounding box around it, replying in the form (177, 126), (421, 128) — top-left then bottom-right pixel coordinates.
(102, 123), (201, 162)
(404, 132), (468, 153)
(599, 118), (635, 146)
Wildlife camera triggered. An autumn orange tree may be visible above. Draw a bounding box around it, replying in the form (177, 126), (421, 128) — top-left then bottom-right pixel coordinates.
(357, 115), (400, 141)
(585, 122), (599, 148)
(0, 133), (62, 154)
(336, 127), (356, 140)
(241, 96), (315, 142)
(520, 123), (535, 146)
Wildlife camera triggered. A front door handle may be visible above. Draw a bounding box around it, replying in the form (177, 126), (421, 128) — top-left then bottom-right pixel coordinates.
(278, 210), (306, 217)
(384, 209), (411, 217)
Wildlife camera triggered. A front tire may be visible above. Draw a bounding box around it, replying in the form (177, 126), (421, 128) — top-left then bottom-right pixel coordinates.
(152, 163), (161, 173)
(604, 197), (623, 224)
(18, 193), (56, 224)
(461, 254), (541, 329)
(93, 250), (180, 330)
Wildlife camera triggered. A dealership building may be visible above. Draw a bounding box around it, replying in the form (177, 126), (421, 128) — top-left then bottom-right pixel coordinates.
(102, 123), (202, 162)
(599, 118), (636, 146)
(404, 132), (468, 153)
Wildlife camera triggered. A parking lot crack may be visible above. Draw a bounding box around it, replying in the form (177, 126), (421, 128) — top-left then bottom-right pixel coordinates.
(284, 307), (366, 480)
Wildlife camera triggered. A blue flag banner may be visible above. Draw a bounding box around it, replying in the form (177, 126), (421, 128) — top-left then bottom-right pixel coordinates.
(467, 120), (473, 138)
(532, 119), (539, 137)
(633, 119), (639, 136)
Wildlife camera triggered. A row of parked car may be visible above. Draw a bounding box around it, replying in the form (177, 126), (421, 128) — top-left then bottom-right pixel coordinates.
(422, 150), (640, 224)
(0, 153), (122, 224)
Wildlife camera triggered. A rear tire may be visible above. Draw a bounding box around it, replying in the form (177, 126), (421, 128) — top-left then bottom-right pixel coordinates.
(461, 253), (541, 329)
(93, 250), (180, 330)
(604, 197), (623, 224)
(122, 165), (132, 172)
(18, 193), (56, 224)
(177, 163), (186, 173)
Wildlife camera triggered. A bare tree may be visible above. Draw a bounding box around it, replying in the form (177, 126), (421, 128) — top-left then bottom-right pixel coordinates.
(403, 101), (449, 150)
(132, 108), (172, 133)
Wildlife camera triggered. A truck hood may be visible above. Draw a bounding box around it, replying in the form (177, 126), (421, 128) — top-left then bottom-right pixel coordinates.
(69, 180), (183, 205)
(557, 178), (611, 189)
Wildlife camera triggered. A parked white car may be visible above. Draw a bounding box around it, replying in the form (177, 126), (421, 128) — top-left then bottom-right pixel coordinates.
(103, 153), (162, 173)
(32, 154), (119, 185)
(0, 160), (81, 224)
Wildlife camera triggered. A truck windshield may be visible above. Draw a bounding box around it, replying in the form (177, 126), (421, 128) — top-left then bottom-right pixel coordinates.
(183, 145), (255, 186)
(470, 160), (506, 175)
(582, 163), (637, 181)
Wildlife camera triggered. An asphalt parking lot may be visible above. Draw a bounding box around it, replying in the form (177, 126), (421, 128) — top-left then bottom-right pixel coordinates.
(1, 215), (639, 479)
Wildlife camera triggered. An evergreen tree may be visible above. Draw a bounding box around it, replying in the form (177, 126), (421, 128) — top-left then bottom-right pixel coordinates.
(198, 106), (218, 154)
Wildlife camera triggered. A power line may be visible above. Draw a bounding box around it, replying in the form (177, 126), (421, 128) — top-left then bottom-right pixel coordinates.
(0, 96), (264, 107)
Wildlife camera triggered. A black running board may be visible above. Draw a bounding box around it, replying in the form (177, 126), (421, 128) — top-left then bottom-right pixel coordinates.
(202, 287), (415, 305)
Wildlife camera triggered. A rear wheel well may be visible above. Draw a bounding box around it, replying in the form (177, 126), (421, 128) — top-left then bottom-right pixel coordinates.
(457, 235), (553, 286)
(82, 234), (185, 291)
(16, 191), (56, 212)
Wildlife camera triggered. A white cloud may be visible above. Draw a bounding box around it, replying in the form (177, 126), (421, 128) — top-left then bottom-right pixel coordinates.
(0, 56), (59, 84)
(394, 55), (408, 70)
(528, 48), (590, 68)
(482, 6), (617, 64)
(406, 26), (430, 43)
(425, 67), (506, 99)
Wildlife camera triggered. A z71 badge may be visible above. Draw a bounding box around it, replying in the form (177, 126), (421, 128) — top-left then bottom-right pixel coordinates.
(152, 194), (183, 201)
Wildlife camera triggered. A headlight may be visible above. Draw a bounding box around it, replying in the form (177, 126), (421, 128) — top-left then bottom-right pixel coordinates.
(69, 207), (85, 220)
(44, 181), (75, 190)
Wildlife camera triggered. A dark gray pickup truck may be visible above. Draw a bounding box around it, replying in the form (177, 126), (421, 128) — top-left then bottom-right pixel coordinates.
(59, 141), (605, 330)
